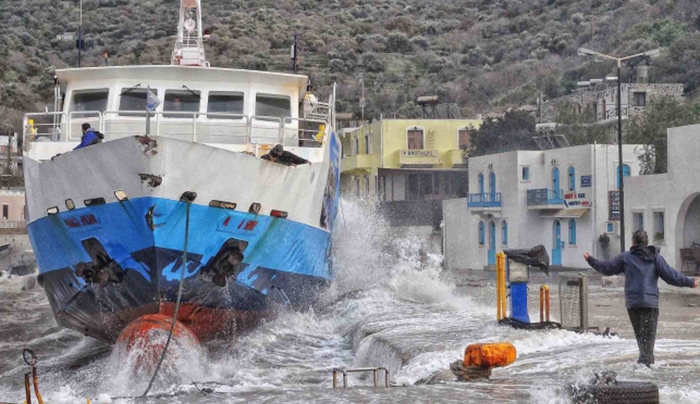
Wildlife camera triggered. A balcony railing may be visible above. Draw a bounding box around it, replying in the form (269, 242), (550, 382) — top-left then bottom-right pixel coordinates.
(467, 192), (502, 208)
(527, 188), (564, 206)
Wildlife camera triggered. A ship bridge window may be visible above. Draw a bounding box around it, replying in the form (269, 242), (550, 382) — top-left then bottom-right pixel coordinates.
(164, 90), (201, 118)
(207, 91), (244, 119)
(255, 94), (291, 120)
(70, 89), (109, 118)
(118, 88), (156, 117)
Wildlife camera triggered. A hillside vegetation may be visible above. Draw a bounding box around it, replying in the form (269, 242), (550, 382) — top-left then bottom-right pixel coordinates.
(1, 0), (700, 129)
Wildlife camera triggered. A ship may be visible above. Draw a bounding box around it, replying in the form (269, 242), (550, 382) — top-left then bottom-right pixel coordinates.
(21, 0), (340, 343)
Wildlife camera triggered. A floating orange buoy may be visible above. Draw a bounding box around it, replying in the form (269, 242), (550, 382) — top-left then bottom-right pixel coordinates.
(463, 342), (516, 369)
(116, 314), (199, 372)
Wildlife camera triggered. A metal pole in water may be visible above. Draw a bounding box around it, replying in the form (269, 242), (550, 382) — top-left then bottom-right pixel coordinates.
(24, 373), (32, 404)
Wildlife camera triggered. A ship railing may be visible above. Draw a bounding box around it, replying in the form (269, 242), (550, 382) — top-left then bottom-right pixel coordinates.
(23, 112), (68, 143)
(67, 111), (104, 141)
(305, 101), (332, 122)
(283, 117), (326, 148)
(23, 111), (332, 148)
(102, 111), (251, 144)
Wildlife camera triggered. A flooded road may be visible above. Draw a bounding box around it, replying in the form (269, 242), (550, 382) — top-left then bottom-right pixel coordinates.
(1, 201), (700, 403)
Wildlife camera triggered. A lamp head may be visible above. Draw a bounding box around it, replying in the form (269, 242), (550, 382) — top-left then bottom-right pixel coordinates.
(577, 47), (596, 57)
(644, 49), (661, 58)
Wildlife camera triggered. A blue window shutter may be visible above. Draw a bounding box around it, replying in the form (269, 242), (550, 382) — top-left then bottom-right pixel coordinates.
(502, 220), (508, 245)
(569, 219), (576, 245)
(568, 166), (576, 191)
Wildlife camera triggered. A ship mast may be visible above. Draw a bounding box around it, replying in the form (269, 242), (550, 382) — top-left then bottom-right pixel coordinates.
(171, 0), (209, 67)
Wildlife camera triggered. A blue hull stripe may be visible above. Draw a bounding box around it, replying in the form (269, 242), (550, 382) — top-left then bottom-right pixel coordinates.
(27, 197), (333, 293)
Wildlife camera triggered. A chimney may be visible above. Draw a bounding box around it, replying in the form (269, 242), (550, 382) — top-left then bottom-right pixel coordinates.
(636, 65), (649, 83)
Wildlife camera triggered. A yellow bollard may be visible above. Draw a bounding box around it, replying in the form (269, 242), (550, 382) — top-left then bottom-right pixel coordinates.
(496, 252), (507, 320)
(464, 342), (517, 369)
(539, 285), (551, 322)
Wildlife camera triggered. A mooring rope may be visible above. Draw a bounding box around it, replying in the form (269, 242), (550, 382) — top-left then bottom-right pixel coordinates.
(142, 199), (191, 397)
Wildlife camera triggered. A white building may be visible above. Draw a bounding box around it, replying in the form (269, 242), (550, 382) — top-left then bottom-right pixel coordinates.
(443, 144), (643, 270)
(625, 123), (700, 272)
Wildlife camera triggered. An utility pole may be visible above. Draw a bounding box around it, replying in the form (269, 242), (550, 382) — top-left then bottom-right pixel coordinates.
(77, 0), (83, 67)
(291, 32), (298, 74)
(616, 60), (624, 252)
(357, 73), (365, 123)
(577, 47), (660, 252)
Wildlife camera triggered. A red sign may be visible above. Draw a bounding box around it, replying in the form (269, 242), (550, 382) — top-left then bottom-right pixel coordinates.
(64, 214), (99, 228)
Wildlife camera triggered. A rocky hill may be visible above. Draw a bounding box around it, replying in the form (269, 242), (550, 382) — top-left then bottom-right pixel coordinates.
(1, 0), (699, 128)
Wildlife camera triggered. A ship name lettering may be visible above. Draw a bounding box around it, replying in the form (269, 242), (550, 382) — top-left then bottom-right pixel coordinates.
(80, 214), (98, 225)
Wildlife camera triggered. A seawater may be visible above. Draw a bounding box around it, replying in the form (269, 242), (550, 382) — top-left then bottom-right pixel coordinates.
(1, 200), (700, 403)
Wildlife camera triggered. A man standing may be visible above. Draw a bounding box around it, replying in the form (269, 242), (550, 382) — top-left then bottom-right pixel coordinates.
(583, 230), (698, 367)
(599, 232), (611, 259)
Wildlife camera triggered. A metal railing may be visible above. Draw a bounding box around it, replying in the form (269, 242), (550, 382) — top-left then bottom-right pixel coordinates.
(467, 192), (502, 208)
(283, 117), (326, 147)
(548, 188), (564, 203)
(527, 188), (565, 206)
(0, 220), (26, 229)
(23, 111), (329, 148)
(332, 367), (390, 388)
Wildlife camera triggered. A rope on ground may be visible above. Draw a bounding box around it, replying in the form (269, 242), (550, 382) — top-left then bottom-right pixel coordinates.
(142, 198), (192, 397)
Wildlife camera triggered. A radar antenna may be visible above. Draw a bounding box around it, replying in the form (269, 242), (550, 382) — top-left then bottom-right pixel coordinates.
(172, 0), (209, 67)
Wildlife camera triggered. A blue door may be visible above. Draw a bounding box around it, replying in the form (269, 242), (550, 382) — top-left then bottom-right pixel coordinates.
(488, 221), (496, 266)
(478, 173), (484, 195)
(552, 167), (560, 199)
(552, 220), (562, 266)
(617, 164), (631, 189)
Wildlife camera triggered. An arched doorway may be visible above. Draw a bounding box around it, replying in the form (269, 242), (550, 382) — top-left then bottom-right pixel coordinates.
(552, 167), (561, 199)
(675, 193), (700, 267)
(552, 220), (562, 266)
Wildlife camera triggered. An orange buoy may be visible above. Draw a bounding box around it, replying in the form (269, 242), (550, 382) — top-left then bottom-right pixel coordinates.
(116, 314), (199, 372)
(463, 342), (516, 369)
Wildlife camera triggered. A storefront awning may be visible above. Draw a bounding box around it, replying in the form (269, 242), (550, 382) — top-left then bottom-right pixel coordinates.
(538, 208), (589, 218)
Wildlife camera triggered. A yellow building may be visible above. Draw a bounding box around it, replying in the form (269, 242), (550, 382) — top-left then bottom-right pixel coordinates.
(340, 118), (481, 227)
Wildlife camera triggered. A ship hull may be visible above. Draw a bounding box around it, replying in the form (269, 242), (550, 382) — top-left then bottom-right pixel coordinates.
(25, 136), (340, 343)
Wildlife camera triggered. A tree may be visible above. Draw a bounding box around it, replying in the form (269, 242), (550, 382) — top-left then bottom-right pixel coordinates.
(655, 31), (700, 94)
(469, 110), (537, 157)
(626, 96), (700, 174)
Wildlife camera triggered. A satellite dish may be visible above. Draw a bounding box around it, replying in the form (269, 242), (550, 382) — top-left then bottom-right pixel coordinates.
(184, 18), (196, 32)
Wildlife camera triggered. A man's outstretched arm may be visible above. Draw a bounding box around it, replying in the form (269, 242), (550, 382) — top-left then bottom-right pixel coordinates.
(583, 252), (625, 276)
(655, 255), (698, 288)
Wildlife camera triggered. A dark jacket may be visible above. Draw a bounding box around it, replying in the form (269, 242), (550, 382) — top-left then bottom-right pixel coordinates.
(74, 128), (102, 150)
(586, 245), (694, 308)
(599, 234), (610, 247)
(261, 151), (309, 166)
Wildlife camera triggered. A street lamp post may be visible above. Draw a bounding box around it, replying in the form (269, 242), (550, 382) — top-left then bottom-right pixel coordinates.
(576, 47), (660, 252)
